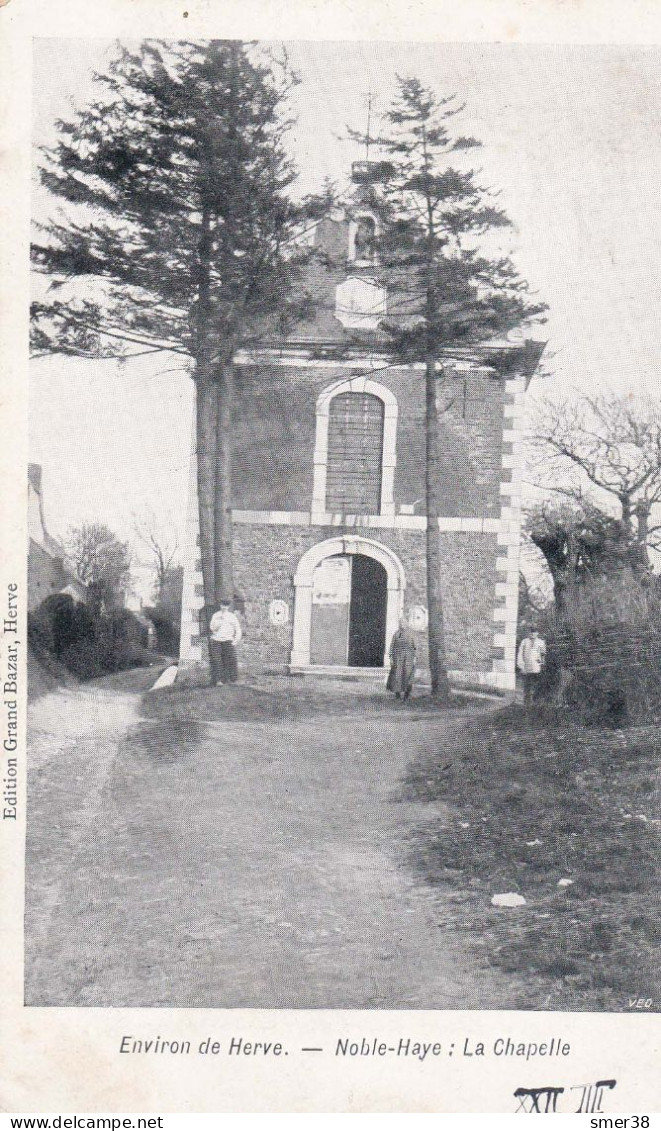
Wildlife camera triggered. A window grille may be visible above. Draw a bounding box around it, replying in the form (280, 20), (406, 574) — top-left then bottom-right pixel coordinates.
(326, 392), (384, 513)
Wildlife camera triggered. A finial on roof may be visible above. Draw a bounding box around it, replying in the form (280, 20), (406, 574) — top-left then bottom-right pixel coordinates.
(351, 160), (394, 185)
(351, 93), (394, 186)
(365, 91), (373, 163)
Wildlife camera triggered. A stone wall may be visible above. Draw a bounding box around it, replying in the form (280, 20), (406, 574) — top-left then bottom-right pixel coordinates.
(202, 523), (500, 676)
(232, 363), (506, 519)
(178, 369), (527, 692)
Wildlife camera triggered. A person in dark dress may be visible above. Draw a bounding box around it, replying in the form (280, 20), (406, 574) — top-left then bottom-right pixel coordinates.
(387, 616), (417, 700)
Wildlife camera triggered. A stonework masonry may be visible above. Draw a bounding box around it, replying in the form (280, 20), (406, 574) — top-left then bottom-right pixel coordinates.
(177, 213), (534, 691)
(179, 500), (507, 687)
(226, 524), (498, 676)
(489, 375), (527, 688)
(232, 362), (506, 519)
(178, 369), (528, 690)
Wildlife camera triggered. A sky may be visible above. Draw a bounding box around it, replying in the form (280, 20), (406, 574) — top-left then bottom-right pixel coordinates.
(29, 39), (661, 564)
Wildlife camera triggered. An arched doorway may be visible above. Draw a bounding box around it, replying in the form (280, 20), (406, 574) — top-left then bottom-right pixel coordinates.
(348, 554), (388, 666)
(309, 553), (388, 666)
(290, 536), (405, 670)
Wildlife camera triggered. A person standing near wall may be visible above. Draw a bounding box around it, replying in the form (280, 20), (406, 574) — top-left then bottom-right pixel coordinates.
(208, 600), (242, 686)
(517, 626), (547, 706)
(387, 615), (417, 701)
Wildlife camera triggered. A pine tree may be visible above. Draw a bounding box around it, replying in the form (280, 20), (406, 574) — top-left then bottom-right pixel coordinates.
(32, 40), (311, 667)
(353, 78), (546, 698)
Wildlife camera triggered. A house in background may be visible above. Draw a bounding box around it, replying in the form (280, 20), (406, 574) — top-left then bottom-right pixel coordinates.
(178, 164), (544, 692)
(28, 464), (87, 610)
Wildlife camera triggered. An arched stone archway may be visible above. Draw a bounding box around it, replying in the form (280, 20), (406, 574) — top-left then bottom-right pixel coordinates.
(312, 376), (398, 518)
(290, 535), (406, 669)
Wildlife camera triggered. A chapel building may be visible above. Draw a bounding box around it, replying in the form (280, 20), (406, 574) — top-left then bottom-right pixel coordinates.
(178, 164), (543, 692)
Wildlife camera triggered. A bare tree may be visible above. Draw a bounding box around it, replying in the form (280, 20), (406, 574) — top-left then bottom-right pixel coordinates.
(529, 393), (661, 569)
(525, 497), (633, 607)
(134, 512), (179, 602)
(518, 532), (554, 622)
(66, 523), (132, 609)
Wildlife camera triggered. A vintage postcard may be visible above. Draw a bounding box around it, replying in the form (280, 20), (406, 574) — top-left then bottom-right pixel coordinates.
(1, 0), (660, 1114)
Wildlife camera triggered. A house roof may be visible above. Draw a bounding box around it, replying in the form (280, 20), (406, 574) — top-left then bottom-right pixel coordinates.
(28, 463), (89, 599)
(29, 463), (66, 557)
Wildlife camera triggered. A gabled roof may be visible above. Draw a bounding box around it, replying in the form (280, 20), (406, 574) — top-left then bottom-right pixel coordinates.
(28, 464), (89, 595)
(29, 463), (66, 558)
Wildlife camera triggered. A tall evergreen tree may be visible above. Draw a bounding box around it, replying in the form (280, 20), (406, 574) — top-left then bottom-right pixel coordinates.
(32, 40), (311, 662)
(352, 78), (546, 697)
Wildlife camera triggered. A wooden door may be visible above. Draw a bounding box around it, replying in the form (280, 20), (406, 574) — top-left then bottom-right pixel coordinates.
(310, 556), (351, 665)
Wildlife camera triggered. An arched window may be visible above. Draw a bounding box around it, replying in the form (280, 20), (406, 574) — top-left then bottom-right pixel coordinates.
(354, 216), (376, 262)
(326, 392), (384, 513)
(348, 213), (379, 265)
(312, 376), (397, 517)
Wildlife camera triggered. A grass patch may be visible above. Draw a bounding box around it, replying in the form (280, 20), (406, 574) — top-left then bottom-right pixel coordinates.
(404, 708), (660, 1010)
(141, 678), (479, 723)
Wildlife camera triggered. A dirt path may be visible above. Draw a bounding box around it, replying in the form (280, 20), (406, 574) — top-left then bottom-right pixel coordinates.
(26, 679), (527, 1008)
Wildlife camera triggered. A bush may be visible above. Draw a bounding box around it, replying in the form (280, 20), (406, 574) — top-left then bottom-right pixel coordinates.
(28, 605), (55, 657)
(541, 573), (661, 724)
(30, 594), (97, 656)
(60, 639), (106, 680)
(145, 604), (180, 654)
(93, 610), (151, 675)
(114, 609), (149, 648)
(30, 595), (152, 681)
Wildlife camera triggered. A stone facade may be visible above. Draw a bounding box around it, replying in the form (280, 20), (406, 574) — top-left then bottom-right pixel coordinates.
(182, 519), (499, 678)
(231, 362), (507, 519)
(178, 193), (539, 691)
(178, 378), (528, 691)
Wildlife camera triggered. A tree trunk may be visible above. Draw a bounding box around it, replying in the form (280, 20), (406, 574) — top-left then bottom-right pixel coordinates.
(193, 200), (216, 638)
(634, 503), (651, 571)
(553, 572), (567, 612)
(620, 493), (633, 544)
(214, 359), (235, 604)
(425, 358), (451, 700)
(194, 357), (217, 635)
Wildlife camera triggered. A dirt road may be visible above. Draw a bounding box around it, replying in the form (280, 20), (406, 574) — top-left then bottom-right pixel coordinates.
(25, 677), (526, 1008)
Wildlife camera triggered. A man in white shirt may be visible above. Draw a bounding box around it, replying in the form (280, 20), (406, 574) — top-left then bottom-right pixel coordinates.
(208, 600), (242, 686)
(516, 626), (547, 706)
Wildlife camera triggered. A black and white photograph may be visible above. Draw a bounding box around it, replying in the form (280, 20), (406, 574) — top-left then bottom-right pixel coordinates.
(3, 8), (661, 1112)
(24, 36), (661, 1014)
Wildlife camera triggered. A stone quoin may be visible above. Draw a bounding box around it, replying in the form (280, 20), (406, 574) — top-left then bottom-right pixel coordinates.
(178, 164), (544, 691)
